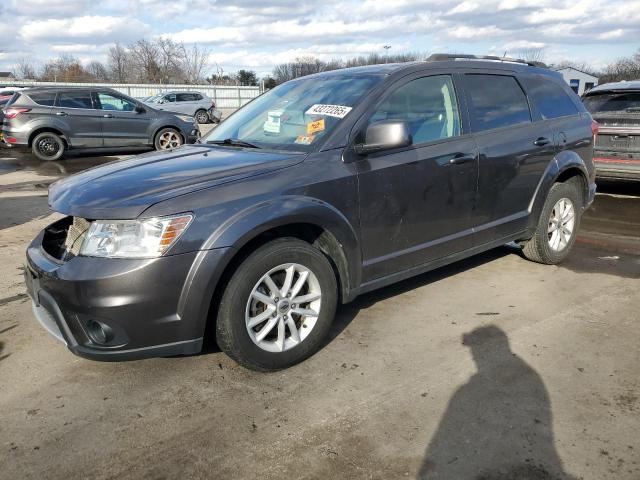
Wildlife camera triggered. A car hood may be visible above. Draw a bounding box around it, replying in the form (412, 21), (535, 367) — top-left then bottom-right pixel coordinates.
(48, 145), (304, 219)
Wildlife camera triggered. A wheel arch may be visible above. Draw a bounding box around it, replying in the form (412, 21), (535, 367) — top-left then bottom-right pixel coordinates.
(180, 197), (361, 343)
(28, 127), (69, 148)
(526, 151), (591, 236)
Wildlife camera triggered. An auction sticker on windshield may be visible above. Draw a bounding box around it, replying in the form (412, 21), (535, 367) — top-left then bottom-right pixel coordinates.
(305, 104), (352, 118)
(307, 119), (325, 134)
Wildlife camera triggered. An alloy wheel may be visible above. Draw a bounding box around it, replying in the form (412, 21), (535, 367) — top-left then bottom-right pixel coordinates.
(158, 131), (182, 150)
(547, 197), (575, 252)
(245, 263), (322, 353)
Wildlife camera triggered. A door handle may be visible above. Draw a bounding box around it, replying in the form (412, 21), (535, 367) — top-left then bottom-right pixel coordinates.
(56, 112), (68, 116)
(449, 154), (475, 165)
(533, 137), (551, 146)
(103, 114), (114, 118)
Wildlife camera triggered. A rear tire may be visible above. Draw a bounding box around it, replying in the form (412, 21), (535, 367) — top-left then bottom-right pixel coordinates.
(154, 128), (183, 151)
(216, 238), (338, 371)
(195, 109), (210, 124)
(31, 132), (65, 161)
(522, 181), (582, 264)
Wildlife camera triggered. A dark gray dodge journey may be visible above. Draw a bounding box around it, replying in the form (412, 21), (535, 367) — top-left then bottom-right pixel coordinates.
(25, 55), (597, 371)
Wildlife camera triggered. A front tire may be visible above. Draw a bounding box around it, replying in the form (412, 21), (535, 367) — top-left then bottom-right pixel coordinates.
(522, 181), (582, 264)
(32, 132), (65, 161)
(216, 238), (338, 371)
(154, 128), (183, 151)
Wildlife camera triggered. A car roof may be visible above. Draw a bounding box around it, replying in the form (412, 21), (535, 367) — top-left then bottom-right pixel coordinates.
(585, 80), (640, 95)
(161, 90), (205, 95)
(303, 58), (555, 80)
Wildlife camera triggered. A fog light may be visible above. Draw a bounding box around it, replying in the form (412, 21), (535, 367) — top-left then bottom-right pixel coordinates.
(87, 320), (113, 345)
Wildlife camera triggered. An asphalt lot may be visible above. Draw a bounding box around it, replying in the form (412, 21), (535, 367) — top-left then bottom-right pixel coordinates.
(0, 141), (638, 479)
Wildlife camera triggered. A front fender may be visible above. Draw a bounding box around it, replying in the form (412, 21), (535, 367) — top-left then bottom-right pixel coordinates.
(176, 196), (362, 336)
(205, 195), (361, 287)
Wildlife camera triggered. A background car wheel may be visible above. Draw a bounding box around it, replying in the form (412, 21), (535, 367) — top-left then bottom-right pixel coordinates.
(154, 128), (183, 151)
(216, 238), (338, 371)
(522, 180), (582, 265)
(195, 109), (210, 124)
(31, 132), (65, 161)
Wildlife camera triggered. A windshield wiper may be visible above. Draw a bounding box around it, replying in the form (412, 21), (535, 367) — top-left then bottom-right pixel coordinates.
(206, 138), (261, 149)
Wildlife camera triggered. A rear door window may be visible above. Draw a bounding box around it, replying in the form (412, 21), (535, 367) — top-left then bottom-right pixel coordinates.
(27, 92), (57, 106)
(177, 93), (196, 102)
(522, 76), (579, 119)
(463, 74), (531, 132)
(56, 91), (94, 109)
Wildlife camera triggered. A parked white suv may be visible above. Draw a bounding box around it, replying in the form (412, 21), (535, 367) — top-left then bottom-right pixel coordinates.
(144, 91), (221, 124)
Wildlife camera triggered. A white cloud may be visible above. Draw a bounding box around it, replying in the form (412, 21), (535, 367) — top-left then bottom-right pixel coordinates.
(19, 16), (150, 44)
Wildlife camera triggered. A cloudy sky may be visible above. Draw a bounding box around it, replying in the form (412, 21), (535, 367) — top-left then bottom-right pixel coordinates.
(0, 0), (638, 77)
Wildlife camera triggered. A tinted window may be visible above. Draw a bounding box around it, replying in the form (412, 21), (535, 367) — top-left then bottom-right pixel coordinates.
(522, 76), (579, 119)
(164, 94), (176, 102)
(177, 93), (196, 101)
(97, 93), (136, 112)
(194, 94), (203, 101)
(464, 74), (531, 131)
(27, 92), (56, 106)
(369, 75), (461, 144)
(583, 92), (640, 113)
(56, 91), (93, 109)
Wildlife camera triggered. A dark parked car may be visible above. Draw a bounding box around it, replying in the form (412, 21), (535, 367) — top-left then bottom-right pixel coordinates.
(582, 81), (640, 180)
(2, 87), (199, 161)
(25, 55), (596, 370)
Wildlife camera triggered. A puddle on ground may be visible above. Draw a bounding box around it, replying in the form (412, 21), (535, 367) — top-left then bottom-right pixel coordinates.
(0, 148), (137, 177)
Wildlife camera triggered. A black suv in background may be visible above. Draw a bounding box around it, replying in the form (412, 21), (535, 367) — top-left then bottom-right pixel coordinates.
(25, 55), (596, 370)
(583, 81), (640, 180)
(2, 87), (199, 161)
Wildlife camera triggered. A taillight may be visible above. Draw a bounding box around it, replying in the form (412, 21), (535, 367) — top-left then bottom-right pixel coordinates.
(591, 119), (599, 136)
(211, 100), (216, 109)
(3, 107), (31, 119)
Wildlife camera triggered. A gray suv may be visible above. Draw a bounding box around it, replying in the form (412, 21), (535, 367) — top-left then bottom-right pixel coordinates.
(144, 91), (220, 124)
(2, 87), (199, 161)
(25, 55), (596, 371)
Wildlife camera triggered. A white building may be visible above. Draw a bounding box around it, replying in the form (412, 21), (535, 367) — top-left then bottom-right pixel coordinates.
(552, 67), (599, 96)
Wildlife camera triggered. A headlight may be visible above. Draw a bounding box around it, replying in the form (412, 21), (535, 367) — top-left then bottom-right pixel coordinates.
(177, 115), (195, 123)
(80, 214), (193, 258)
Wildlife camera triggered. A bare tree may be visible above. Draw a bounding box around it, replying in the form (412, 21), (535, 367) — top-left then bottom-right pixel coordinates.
(599, 49), (640, 83)
(13, 58), (38, 80)
(181, 44), (210, 84)
(128, 39), (162, 83)
(107, 43), (131, 83)
(86, 61), (109, 81)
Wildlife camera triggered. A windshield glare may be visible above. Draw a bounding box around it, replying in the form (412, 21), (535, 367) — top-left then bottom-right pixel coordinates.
(203, 74), (383, 152)
(583, 92), (640, 113)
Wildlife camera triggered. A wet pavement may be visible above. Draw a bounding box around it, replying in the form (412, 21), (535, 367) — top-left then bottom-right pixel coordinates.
(0, 148), (638, 480)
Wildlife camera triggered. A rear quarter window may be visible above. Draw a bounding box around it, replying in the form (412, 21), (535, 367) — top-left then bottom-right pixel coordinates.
(463, 74), (532, 132)
(27, 92), (56, 106)
(522, 76), (579, 119)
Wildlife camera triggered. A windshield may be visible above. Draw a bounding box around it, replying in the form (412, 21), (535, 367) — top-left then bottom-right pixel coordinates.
(202, 74), (383, 152)
(146, 94), (163, 103)
(583, 92), (640, 113)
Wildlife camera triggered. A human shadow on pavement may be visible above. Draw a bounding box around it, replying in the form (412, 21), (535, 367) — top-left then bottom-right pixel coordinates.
(418, 325), (575, 480)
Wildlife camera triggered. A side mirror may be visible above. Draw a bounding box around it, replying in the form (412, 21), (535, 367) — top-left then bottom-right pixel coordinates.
(135, 105), (146, 114)
(354, 121), (412, 155)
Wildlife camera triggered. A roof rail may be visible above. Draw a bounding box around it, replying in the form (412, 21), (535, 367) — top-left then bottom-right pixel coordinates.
(426, 53), (547, 68)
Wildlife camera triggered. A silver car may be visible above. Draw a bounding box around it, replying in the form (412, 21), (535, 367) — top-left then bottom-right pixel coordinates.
(144, 91), (221, 124)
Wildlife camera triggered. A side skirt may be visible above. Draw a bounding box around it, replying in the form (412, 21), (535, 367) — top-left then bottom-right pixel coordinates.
(344, 231), (527, 302)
